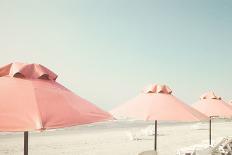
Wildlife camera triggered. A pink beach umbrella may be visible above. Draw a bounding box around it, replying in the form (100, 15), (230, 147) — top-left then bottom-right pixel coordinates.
(192, 91), (232, 145)
(111, 84), (208, 151)
(0, 62), (113, 155)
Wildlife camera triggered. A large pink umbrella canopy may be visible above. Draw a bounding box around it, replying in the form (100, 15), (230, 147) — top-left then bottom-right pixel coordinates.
(0, 62), (113, 132)
(111, 84), (207, 121)
(192, 91), (232, 117)
(111, 84), (207, 151)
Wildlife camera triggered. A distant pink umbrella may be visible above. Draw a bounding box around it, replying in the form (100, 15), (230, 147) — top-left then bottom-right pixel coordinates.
(0, 62), (113, 155)
(193, 91), (232, 117)
(192, 91), (232, 145)
(111, 84), (208, 151)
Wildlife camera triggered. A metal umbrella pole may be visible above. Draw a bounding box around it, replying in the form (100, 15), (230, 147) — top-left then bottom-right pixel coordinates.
(154, 120), (157, 151)
(24, 131), (28, 155)
(209, 116), (212, 145)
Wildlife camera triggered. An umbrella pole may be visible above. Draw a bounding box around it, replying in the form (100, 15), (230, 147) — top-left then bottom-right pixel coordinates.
(24, 131), (28, 155)
(154, 120), (157, 151)
(209, 117), (212, 146)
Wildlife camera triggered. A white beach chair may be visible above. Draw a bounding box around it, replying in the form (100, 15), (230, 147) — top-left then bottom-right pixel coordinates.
(217, 138), (232, 155)
(125, 131), (143, 140)
(138, 150), (158, 155)
(141, 125), (155, 136)
(126, 125), (156, 141)
(177, 137), (228, 155)
(194, 137), (228, 155)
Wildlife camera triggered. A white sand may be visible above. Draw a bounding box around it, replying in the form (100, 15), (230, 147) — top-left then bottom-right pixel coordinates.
(1, 119), (232, 155)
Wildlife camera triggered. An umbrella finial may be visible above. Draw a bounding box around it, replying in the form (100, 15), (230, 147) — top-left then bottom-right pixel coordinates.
(200, 91), (221, 100)
(0, 62), (58, 80)
(143, 84), (172, 94)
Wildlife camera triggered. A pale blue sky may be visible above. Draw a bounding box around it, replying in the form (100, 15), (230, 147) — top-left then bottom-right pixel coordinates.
(0, 0), (231, 110)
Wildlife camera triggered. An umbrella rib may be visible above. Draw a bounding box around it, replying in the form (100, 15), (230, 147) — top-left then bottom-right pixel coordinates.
(30, 81), (44, 130)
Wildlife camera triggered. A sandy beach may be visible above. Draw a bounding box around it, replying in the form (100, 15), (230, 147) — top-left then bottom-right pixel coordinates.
(0, 119), (232, 155)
